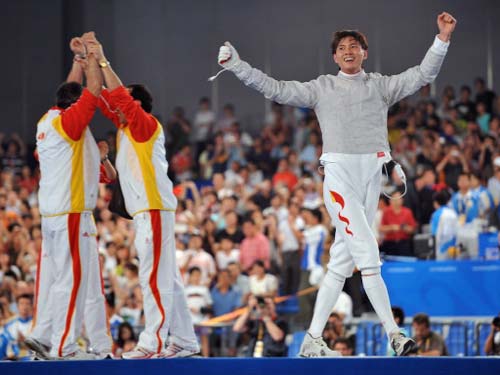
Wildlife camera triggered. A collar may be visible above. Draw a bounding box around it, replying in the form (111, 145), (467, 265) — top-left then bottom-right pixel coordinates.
(338, 69), (367, 81)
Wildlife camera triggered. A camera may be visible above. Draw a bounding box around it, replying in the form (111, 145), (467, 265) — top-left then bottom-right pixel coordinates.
(256, 296), (266, 308)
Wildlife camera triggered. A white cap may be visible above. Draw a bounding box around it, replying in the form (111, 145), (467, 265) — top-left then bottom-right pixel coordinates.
(494, 157), (500, 168)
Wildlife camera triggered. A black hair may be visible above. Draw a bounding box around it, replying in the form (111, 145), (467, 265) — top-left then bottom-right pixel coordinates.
(331, 30), (368, 54)
(412, 313), (430, 327)
(392, 306), (405, 324)
(188, 266), (202, 275)
(56, 82), (83, 109)
(127, 84), (153, 113)
(433, 190), (451, 207)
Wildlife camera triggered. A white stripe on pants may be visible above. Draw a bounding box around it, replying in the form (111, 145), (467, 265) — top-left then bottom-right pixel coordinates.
(321, 152), (390, 276)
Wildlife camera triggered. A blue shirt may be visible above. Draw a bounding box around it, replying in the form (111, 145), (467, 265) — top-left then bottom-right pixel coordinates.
(211, 286), (241, 317)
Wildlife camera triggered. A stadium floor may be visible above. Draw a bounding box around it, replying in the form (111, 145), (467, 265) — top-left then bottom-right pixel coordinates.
(1, 357), (500, 375)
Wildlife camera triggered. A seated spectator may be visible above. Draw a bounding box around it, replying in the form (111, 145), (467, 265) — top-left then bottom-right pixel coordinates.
(113, 321), (137, 357)
(387, 306), (410, 356)
(239, 218), (271, 272)
(379, 191), (417, 257)
(412, 313), (448, 356)
(332, 337), (354, 356)
(233, 295), (288, 357)
(484, 314), (500, 355)
(272, 158), (298, 192)
(215, 211), (244, 245)
(322, 312), (348, 349)
(185, 267), (213, 357)
(430, 190), (458, 260)
(0, 294), (33, 360)
(215, 237), (240, 270)
(248, 260), (278, 298)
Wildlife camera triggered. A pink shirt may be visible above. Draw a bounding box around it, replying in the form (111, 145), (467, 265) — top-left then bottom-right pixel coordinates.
(239, 233), (270, 271)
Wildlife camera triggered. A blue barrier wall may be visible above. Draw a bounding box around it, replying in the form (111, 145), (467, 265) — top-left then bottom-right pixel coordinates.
(382, 260), (500, 316)
(1, 358), (500, 375)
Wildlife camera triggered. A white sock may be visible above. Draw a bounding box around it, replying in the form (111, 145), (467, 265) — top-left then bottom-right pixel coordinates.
(308, 270), (346, 338)
(361, 268), (399, 338)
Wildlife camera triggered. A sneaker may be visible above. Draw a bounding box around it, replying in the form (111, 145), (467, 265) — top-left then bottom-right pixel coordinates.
(299, 333), (341, 358)
(58, 349), (97, 360)
(160, 343), (200, 358)
(390, 332), (418, 356)
(25, 337), (52, 360)
(122, 346), (161, 359)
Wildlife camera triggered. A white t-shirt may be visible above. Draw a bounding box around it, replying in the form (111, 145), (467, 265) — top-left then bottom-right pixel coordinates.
(249, 274), (278, 296)
(216, 249), (240, 270)
(185, 284), (213, 324)
(193, 110), (215, 141)
(332, 291), (353, 324)
(185, 249), (217, 285)
(278, 216), (305, 252)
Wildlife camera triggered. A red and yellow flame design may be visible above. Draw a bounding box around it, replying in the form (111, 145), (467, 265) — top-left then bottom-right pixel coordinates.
(329, 190), (353, 236)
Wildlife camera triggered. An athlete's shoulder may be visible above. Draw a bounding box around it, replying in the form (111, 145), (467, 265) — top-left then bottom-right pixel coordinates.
(366, 72), (384, 80)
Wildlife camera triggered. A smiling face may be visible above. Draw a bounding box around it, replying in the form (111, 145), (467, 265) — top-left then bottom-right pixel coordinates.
(333, 36), (367, 74)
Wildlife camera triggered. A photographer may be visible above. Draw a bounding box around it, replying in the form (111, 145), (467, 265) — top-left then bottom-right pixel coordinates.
(233, 294), (288, 357)
(484, 315), (500, 355)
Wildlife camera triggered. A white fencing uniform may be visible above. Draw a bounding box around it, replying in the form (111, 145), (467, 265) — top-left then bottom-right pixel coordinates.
(228, 36), (449, 337)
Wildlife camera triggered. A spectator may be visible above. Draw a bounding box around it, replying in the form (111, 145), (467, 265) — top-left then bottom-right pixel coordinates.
(192, 97), (215, 158)
(171, 145), (193, 182)
(184, 234), (217, 287)
(430, 190), (458, 260)
(484, 314), (500, 355)
(454, 85), (476, 121)
(227, 262), (250, 302)
(167, 106), (191, 155)
(436, 145), (469, 191)
(322, 312), (348, 349)
(470, 171), (494, 219)
(239, 218), (271, 272)
(380, 191), (417, 256)
(215, 237), (240, 270)
(412, 313), (448, 356)
(0, 293), (33, 360)
(210, 269), (241, 356)
(387, 306), (410, 356)
(113, 322), (137, 357)
(474, 77), (496, 114)
(233, 295), (288, 357)
(297, 208), (326, 326)
(248, 260), (278, 297)
(215, 103), (237, 134)
(184, 267), (212, 357)
(272, 158), (298, 192)
(487, 157), (500, 206)
(215, 211), (244, 246)
(332, 337), (354, 356)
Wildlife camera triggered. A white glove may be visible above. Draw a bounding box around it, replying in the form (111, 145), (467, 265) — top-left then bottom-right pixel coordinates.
(218, 41), (241, 70)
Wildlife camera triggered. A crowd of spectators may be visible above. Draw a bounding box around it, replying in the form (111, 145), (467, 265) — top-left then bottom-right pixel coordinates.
(0, 77), (499, 359)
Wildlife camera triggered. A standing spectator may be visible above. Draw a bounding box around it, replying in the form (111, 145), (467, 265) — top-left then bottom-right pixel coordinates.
(379, 191), (417, 257)
(436, 145), (470, 191)
(272, 158), (298, 192)
(192, 97), (215, 158)
(215, 237), (240, 270)
(277, 200), (304, 295)
(184, 234), (217, 287)
(215, 211), (244, 246)
(233, 295), (288, 357)
(474, 77), (496, 114)
(227, 262), (250, 302)
(297, 208), (326, 326)
(430, 190), (458, 260)
(239, 218), (271, 272)
(476, 102), (491, 134)
(210, 269), (241, 356)
(215, 103), (237, 134)
(484, 315), (500, 356)
(248, 260), (278, 297)
(167, 106), (191, 156)
(184, 267), (212, 357)
(412, 313), (448, 356)
(470, 171), (494, 219)
(171, 145), (193, 182)
(454, 85), (476, 121)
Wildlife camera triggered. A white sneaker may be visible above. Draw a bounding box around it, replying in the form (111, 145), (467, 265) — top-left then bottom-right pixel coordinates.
(160, 343), (200, 358)
(390, 332), (417, 356)
(58, 349), (97, 360)
(299, 333), (341, 358)
(24, 337), (52, 360)
(122, 346), (164, 359)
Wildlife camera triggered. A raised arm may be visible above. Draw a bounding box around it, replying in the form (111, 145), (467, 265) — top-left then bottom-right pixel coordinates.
(218, 42), (319, 109)
(378, 12), (457, 106)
